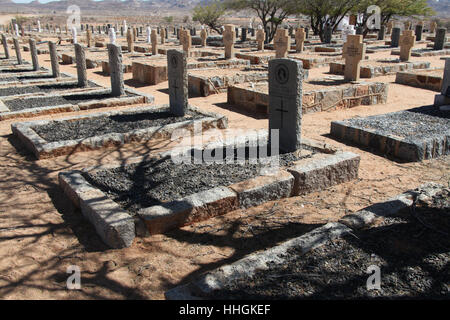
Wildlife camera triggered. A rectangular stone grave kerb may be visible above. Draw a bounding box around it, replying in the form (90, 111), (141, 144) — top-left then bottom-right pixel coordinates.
(167, 50), (188, 116)
(269, 58), (304, 153)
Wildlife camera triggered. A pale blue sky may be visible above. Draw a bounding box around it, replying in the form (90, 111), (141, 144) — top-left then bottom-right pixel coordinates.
(11, 0), (109, 3)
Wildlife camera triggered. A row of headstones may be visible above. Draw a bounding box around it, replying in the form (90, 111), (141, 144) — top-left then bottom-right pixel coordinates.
(390, 27), (447, 51)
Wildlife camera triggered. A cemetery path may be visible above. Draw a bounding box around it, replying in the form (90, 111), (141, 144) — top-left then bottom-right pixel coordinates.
(0, 46), (448, 299)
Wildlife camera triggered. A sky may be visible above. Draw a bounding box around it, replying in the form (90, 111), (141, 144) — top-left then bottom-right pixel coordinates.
(11, 0), (108, 3)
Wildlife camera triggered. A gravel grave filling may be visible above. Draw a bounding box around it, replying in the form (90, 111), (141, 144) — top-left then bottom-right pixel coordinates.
(32, 108), (206, 142)
(4, 90), (138, 112)
(0, 81), (100, 97)
(83, 145), (315, 215)
(209, 189), (450, 299)
(343, 106), (450, 141)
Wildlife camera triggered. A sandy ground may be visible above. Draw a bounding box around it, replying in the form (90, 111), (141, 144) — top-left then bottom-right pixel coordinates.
(0, 39), (449, 300)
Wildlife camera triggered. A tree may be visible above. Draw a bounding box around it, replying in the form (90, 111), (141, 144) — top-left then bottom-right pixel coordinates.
(164, 16), (174, 25)
(224, 0), (297, 43)
(192, 1), (226, 34)
(294, 0), (360, 42)
(355, 0), (434, 33)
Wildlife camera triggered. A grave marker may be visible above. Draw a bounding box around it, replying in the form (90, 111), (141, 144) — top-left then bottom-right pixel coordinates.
(181, 29), (191, 54)
(223, 25), (235, 59)
(1, 34), (10, 59)
(86, 28), (92, 47)
(109, 27), (116, 44)
(399, 30), (415, 62)
(430, 21), (437, 34)
(391, 27), (401, 47)
(107, 43), (125, 97)
(146, 27), (151, 44)
(434, 28), (446, 51)
(151, 29), (158, 55)
(256, 26), (265, 51)
(167, 50), (188, 116)
(415, 24), (423, 41)
(378, 25), (385, 40)
(274, 28), (290, 58)
(13, 37), (22, 64)
(295, 27), (305, 53)
(74, 43), (87, 87)
(268, 58), (304, 152)
(29, 38), (39, 71)
(127, 28), (134, 52)
(343, 34), (365, 81)
(161, 27), (165, 44)
(48, 41), (60, 78)
(72, 26), (77, 44)
(200, 26), (207, 46)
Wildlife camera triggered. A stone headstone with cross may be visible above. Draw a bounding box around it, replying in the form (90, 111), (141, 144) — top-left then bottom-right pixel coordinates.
(256, 27), (265, 51)
(295, 27), (306, 53)
(223, 25), (236, 59)
(434, 28), (446, 51)
(107, 43), (125, 97)
(167, 50), (188, 116)
(274, 28), (290, 58)
(399, 30), (415, 62)
(151, 29), (158, 55)
(268, 58), (304, 153)
(343, 34), (366, 81)
(200, 26), (207, 46)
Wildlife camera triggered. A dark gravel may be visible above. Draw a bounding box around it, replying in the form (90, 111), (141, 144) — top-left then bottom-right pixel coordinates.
(209, 189), (450, 299)
(84, 146), (313, 214)
(344, 106), (450, 142)
(0, 81), (99, 97)
(5, 90), (136, 112)
(33, 108), (205, 142)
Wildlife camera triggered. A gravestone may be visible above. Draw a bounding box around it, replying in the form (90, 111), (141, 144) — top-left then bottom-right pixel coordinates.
(86, 28), (92, 47)
(1, 34), (10, 59)
(274, 28), (290, 58)
(265, 26), (270, 43)
(223, 25), (236, 59)
(342, 25), (356, 43)
(29, 38), (39, 71)
(200, 26), (207, 46)
(415, 24), (423, 41)
(378, 25), (385, 40)
(295, 27), (305, 53)
(127, 28), (134, 52)
(241, 28), (247, 42)
(430, 21), (437, 34)
(109, 28), (116, 44)
(72, 27), (77, 44)
(343, 34), (366, 81)
(146, 27), (151, 44)
(256, 27), (265, 51)
(74, 44), (87, 87)
(235, 27), (239, 38)
(268, 58), (304, 153)
(305, 27), (309, 39)
(107, 43), (125, 97)
(13, 37), (22, 64)
(151, 29), (158, 55)
(324, 24), (332, 43)
(161, 27), (165, 44)
(181, 29), (191, 54)
(167, 50), (188, 116)
(434, 58), (450, 107)
(356, 26), (363, 35)
(391, 27), (401, 47)
(48, 41), (60, 78)
(434, 28), (446, 50)
(399, 30), (415, 62)
(387, 21), (393, 34)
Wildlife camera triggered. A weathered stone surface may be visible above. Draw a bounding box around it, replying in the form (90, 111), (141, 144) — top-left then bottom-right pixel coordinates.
(13, 37), (22, 64)
(48, 41), (60, 78)
(343, 34), (365, 81)
(74, 43), (87, 87)
(107, 43), (125, 96)
(29, 38), (39, 70)
(434, 28), (446, 51)
(391, 27), (401, 47)
(1, 34), (10, 59)
(167, 50), (188, 116)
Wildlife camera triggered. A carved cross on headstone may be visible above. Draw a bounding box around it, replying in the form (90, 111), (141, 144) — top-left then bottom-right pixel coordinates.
(399, 30), (415, 62)
(223, 24), (236, 59)
(295, 27), (306, 53)
(343, 34), (366, 81)
(274, 28), (290, 58)
(256, 27), (265, 51)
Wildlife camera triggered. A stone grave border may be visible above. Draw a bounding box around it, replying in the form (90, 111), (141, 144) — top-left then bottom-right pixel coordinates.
(329, 60), (430, 78)
(227, 80), (388, 115)
(390, 48), (450, 57)
(58, 135), (360, 248)
(12, 104), (228, 159)
(0, 86), (153, 121)
(164, 182), (442, 300)
(395, 68), (443, 92)
(330, 112), (450, 162)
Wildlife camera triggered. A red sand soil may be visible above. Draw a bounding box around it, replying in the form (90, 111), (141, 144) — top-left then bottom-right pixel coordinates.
(0, 42), (448, 299)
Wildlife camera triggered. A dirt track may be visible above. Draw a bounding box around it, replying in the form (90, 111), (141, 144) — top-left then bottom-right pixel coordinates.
(0, 40), (448, 299)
